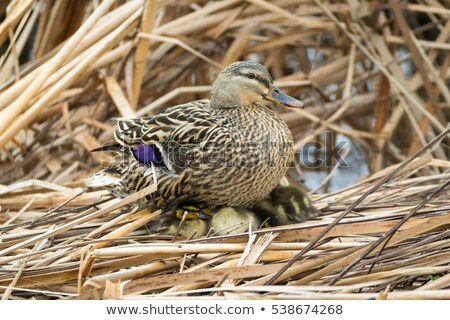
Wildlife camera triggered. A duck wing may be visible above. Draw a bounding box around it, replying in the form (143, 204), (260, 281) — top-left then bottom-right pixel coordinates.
(114, 100), (215, 146)
(113, 100), (225, 172)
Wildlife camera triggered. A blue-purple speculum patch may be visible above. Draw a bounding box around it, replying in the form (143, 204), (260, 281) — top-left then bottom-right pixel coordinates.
(132, 144), (159, 164)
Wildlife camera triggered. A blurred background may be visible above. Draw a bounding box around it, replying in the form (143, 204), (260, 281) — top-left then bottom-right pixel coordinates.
(0, 0), (449, 193)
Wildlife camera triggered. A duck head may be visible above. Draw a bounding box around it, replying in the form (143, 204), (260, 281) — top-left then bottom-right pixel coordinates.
(210, 61), (304, 109)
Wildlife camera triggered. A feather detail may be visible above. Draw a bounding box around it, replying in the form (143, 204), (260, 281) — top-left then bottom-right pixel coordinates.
(113, 100), (212, 147)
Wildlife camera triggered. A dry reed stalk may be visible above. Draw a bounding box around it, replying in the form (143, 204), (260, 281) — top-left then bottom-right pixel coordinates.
(0, 6), (139, 109)
(105, 76), (137, 118)
(85, 260), (180, 288)
(0, 2), (38, 84)
(129, 0), (158, 108)
(0, 0), (118, 136)
(139, 33), (223, 69)
(71, 210), (161, 263)
(91, 240), (363, 259)
(0, 0), (34, 45)
(0, 8), (141, 148)
(0, 182), (157, 258)
(0, 190), (109, 210)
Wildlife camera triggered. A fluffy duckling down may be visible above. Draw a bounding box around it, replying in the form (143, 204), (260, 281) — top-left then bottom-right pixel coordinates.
(146, 179), (319, 238)
(208, 206), (260, 236)
(252, 178), (319, 226)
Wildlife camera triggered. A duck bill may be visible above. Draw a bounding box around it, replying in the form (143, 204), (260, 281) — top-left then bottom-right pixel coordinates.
(263, 85), (304, 109)
(199, 212), (211, 219)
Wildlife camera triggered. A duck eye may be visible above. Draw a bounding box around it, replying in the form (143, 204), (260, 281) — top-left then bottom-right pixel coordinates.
(246, 73), (256, 80)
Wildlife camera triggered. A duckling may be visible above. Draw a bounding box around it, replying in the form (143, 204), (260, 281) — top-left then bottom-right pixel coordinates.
(146, 200), (212, 239)
(161, 179), (318, 236)
(252, 178), (319, 226)
(85, 61), (303, 211)
(158, 218), (208, 239)
(173, 200), (212, 220)
(208, 206), (260, 236)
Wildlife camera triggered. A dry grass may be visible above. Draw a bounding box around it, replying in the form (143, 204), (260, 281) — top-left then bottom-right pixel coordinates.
(0, 0), (449, 299)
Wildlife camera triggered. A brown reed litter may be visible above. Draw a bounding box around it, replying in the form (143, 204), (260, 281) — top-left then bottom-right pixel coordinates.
(0, 0), (449, 299)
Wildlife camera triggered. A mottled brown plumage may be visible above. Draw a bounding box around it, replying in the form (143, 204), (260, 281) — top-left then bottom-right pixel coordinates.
(85, 61), (302, 210)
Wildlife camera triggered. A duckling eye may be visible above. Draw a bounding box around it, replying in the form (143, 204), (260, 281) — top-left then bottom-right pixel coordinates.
(246, 73), (256, 80)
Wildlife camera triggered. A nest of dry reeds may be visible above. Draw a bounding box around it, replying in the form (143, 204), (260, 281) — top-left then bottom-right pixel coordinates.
(0, 0), (450, 300)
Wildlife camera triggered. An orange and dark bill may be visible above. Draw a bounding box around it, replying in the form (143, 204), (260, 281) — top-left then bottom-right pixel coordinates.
(263, 84), (304, 108)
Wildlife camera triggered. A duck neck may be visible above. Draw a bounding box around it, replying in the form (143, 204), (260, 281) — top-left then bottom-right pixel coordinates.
(210, 79), (248, 109)
(210, 96), (241, 110)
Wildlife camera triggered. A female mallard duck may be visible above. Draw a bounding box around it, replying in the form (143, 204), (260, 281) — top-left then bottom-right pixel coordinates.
(85, 61), (302, 210)
(252, 178), (319, 226)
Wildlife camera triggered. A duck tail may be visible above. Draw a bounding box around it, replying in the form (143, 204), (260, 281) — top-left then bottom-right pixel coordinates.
(84, 170), (121, 187)
(90, 143), (123, 153)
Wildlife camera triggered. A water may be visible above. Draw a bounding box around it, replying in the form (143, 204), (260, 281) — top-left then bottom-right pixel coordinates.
(296, 133), (369, 193)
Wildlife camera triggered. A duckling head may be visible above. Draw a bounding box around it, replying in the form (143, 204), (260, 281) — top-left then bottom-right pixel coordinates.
(210, 61), (303, 109)
(174, 200), (212, 220)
